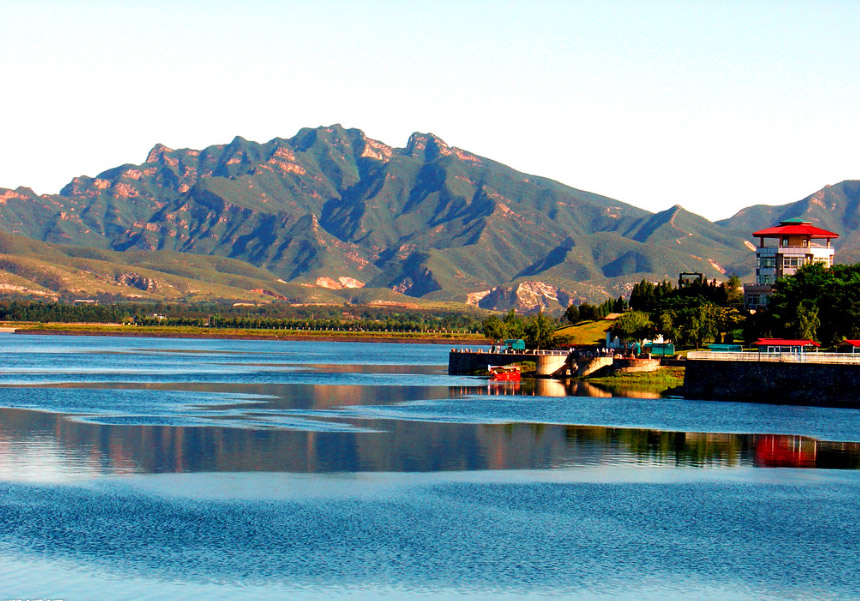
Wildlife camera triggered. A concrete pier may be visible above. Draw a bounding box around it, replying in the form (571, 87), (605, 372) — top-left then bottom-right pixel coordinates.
(448, 348), (570, 377)
(574, 356), (613, 377)
(449, 350), (663, 379)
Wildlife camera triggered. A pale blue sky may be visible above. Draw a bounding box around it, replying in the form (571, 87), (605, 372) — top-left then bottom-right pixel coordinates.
(2, 0), (859, 220)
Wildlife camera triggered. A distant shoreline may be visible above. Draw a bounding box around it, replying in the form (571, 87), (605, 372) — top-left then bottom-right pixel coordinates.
(12, 326), (487, 346)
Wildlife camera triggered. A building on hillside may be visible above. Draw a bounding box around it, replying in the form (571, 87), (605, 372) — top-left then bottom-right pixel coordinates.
(743, 218), (838, 309)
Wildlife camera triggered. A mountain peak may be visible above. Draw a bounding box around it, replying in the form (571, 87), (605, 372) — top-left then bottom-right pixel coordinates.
(289, 124), (356, 153)
(403, 132), (452, 161)
(357, 134), (393, 162)
(145, 143), (174, 164)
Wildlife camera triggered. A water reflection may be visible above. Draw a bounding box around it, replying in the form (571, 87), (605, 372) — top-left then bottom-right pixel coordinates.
(2, 400), (858, 481)
(454, 378), (664, 398)
(460, 379), (616, 398)
(754, 434), (817, 468)
(1, 336), (860, 483)
(5, 336), (860, 601)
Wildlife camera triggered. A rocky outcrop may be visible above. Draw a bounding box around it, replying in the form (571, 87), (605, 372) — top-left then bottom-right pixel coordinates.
(475, 281), (572, 314)
(115, 272), (158, 291)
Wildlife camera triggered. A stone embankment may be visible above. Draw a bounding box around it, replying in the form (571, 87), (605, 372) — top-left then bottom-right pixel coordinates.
(683, 352), (860, 407)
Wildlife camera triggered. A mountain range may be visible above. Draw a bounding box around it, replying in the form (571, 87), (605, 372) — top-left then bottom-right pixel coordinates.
(1, 125), (858, 312)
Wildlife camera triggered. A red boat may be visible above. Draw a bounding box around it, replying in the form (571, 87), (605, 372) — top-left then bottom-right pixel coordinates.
(488, 365), (521, 381)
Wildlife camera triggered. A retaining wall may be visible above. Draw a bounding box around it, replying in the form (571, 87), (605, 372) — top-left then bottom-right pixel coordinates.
(575, 357), (614, 377)
(612, 357), (661, 374)
(683, 358), (860, 407)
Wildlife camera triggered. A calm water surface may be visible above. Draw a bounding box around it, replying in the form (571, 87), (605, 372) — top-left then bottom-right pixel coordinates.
(0, 334), (858, 600)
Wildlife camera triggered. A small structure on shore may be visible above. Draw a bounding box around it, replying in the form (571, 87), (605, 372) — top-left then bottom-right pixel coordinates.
(838, 340), (860, 354)
(753, 338), (820, 354)
(643, 336), (675, 357)
(611, 356), (661, 374)
(502, 339), (525, 352)
(708, 343), (743, 353)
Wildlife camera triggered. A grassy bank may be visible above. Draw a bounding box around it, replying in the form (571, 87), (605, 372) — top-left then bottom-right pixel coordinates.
(584, 366), (685, 394)
(554, 319), (611, 345)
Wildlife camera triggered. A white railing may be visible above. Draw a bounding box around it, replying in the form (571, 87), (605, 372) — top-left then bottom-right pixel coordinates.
(450, 348), (570, 356)
(687, 351), (860, 364)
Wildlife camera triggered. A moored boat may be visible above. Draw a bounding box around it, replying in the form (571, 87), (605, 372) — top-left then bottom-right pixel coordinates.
(488, 364), (521, 381)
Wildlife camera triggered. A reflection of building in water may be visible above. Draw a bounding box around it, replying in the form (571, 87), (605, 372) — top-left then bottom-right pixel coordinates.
(754, 434), (817, 468)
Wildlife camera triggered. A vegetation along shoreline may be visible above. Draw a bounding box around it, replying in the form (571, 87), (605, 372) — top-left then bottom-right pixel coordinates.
(8, 324), (485, 345)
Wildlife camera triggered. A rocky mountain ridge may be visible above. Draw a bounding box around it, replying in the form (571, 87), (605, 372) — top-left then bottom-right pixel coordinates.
(0, 125), (857, 312)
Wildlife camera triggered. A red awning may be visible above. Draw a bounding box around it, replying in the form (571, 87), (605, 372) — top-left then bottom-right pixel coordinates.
(753, 338), (821, 347)
(752, 224), (839, 238)
(839, 340), (860, 347)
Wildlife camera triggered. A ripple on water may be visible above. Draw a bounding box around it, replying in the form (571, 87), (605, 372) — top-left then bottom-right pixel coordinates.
(1, 470), (859, 600)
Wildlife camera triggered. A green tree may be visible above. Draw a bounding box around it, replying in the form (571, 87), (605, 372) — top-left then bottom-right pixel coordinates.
(685, 303), (720, 349)
(715, 306), (744, 343)
(725, 275), (743, 305)
(482, 315), (506, 341)
(656, 310), (677, 342)
(524, 312), (557, 349)
(793, 303), (820, 341)
(503, 309), (526, 339)
(578, 303), (599, 321)
(611, 311), (653, 341)
(564, 304), (580, 324)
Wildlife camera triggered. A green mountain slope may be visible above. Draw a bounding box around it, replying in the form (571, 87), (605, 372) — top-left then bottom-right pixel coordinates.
(0, 231), (366, 304)
(13, 125), (849, 310)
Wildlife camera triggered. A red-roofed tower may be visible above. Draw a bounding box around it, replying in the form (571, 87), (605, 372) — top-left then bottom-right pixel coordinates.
(743, 217), (838, 309)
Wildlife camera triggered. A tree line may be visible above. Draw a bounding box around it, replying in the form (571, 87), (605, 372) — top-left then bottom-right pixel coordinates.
(748, 262), (860, 347)
(0, 300), (486, 334)
(612, 275), (745, 349)
(594, 263), (860, 350)
(563, 297), (628, 324)
(480, 310), (558, 349)
(5, 262), (856, 349)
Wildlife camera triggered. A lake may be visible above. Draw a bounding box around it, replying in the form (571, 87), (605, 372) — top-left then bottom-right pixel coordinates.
(1, 334), (859, 600)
